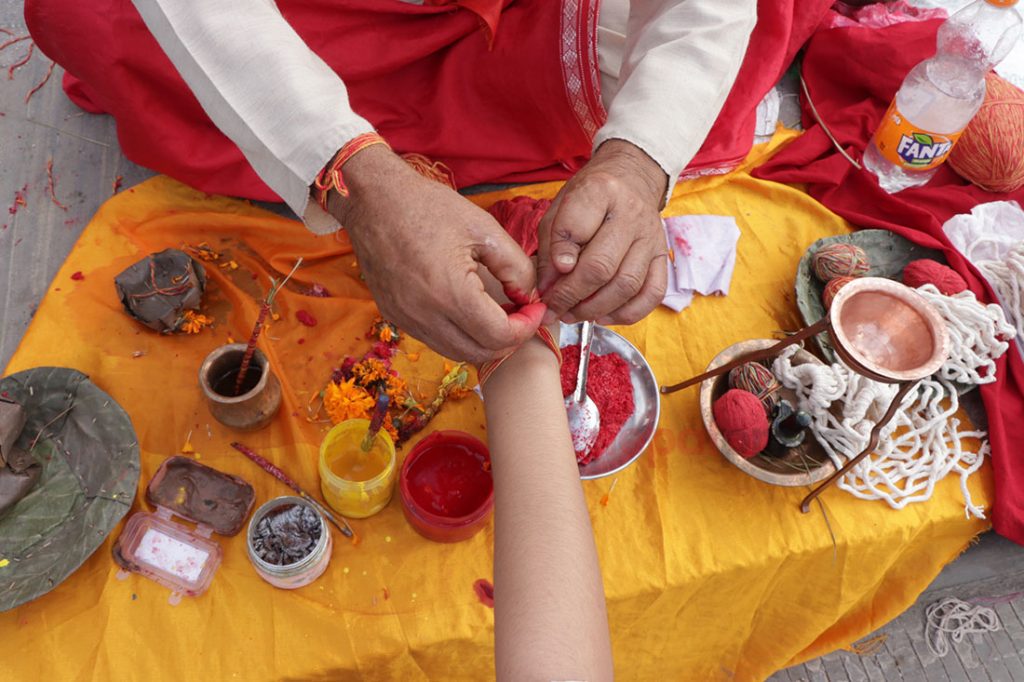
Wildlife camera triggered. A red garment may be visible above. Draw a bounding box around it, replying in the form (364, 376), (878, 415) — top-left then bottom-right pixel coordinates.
(682, 0), (835, 178)
(26, 0), (603, 200)
(753, 19), (1024, 544)
(487, 196), (551, 256)
(25, 0), (830, 200)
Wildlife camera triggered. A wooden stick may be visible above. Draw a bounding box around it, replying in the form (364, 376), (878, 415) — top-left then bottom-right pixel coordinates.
(230, 441), (355, 539)
(234, 258), (302, 395)
(660, 318), (830, 394)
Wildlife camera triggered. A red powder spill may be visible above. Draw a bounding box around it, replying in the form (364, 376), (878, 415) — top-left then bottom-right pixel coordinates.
(111, 175), (123, 195)
(560, 345), (635, 465)
(382, 587), (390, 601)
(473, 579), (495, 608)
(70, 271), (84, 281)
(673, 235), (692, 257)
(297, 338), (305, 345)
(296, 310), (317, 327)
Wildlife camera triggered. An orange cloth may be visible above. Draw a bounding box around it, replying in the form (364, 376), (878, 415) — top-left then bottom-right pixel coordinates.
(1, 130), (991, 680)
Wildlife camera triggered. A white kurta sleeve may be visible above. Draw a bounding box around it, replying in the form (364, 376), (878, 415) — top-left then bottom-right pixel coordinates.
(130, 0), (374, 233)
(594, 0), (758, 199)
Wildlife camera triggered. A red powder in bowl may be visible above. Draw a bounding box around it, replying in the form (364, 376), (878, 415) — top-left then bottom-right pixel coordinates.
(560, 345), (635, 465)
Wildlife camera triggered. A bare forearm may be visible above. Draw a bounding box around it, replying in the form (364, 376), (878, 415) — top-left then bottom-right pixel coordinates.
(483, 336), (613, 681)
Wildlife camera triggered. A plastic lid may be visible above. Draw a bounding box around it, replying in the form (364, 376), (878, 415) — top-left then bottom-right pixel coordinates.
(145, 456), (255, 535)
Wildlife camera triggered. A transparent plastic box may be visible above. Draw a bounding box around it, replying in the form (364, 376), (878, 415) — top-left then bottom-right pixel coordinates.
(113, 456), (255, 603)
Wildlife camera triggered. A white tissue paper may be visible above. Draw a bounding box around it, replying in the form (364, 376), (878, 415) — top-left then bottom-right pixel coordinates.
(661, 215), (741, 312)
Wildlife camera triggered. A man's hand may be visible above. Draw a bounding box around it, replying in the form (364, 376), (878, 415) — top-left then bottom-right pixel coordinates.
(538, 139), (669, 326)
(329, 145), (543, 364)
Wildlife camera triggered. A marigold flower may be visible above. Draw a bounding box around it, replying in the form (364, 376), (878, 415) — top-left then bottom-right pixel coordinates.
(323, 378), (374, 424)
(180, 310), (213, 335)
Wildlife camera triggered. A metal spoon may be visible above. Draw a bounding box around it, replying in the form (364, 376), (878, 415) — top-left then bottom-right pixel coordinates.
(566, 321), (601, 456)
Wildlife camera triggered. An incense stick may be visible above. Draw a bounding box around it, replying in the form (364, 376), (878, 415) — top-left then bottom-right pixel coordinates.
(230, 441), (354, 539)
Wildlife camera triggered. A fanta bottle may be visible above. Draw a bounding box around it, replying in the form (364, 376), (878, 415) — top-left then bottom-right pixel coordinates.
(864, 0), (1023, 193)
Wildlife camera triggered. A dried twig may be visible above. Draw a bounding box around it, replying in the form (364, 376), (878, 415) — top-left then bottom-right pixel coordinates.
(28, 405), (74, 451)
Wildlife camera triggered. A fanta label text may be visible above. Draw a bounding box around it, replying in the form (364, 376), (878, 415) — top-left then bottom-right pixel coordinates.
(872, 101), (964, 172)
(896, 133), (953, 166)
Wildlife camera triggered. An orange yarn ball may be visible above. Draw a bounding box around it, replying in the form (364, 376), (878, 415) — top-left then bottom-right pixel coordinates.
(823, 276), (856, 310)
(949, 73), (1024, 194)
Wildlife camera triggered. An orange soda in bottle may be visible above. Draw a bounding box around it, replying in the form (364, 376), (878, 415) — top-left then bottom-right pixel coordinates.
(863, 0), (1022, 192)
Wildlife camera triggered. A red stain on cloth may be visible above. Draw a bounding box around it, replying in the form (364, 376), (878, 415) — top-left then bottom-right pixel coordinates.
(560, 345), (635, 465)
(473, 579), (494, 608)
(296, 310), (317, 327)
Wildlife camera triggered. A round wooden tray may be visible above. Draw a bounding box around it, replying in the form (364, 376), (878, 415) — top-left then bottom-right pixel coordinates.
(699, 339), (836, 487)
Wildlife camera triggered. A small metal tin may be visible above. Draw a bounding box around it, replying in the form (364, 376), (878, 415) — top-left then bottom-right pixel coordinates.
(246, 496), (332, 590)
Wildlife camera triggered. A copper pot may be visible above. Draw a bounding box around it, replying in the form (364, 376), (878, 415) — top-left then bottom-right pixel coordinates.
(199, 344), (282, 431)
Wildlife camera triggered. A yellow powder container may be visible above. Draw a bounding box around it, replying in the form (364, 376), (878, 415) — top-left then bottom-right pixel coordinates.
(318, 419), (396, 518)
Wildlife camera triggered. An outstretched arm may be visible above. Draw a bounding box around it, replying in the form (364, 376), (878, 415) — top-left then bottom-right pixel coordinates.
(482, 330), (613, 681)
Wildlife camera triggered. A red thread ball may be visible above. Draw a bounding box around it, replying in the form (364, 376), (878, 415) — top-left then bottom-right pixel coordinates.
(822, 275), (856, 310)
(713, 389), (769, 458)
(812, 243), (870, 281)
(902, 259), (968, 296)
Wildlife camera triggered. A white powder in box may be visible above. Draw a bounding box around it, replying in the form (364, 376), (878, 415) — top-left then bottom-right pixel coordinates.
(137, 528), (210, 584)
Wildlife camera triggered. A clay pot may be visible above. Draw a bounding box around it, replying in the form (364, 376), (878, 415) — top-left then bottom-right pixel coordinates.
(199, 344), (281, 431)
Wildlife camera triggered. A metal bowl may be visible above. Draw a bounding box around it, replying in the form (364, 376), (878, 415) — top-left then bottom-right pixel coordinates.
(829, 277), (950, 384)
(699, 339), (837, 487)
(559, 323), (660, 480)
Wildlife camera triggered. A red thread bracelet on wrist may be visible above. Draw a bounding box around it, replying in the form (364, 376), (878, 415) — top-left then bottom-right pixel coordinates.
(477, 326), (562, 387)
(312, 132), (390, 211)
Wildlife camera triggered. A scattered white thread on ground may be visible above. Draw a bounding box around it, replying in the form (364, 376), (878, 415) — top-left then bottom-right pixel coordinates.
(925, 597), (1001, 657)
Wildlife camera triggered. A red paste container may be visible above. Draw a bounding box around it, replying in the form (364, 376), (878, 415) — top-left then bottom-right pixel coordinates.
(399, 431), (494, 543)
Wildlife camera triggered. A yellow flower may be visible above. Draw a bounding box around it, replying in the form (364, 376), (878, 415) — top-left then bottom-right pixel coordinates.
(181, 310), (213, 335)
(323, 378), (374, 424)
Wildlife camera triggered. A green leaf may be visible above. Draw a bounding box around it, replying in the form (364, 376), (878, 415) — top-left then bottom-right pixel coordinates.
(912, 132), (934, 145)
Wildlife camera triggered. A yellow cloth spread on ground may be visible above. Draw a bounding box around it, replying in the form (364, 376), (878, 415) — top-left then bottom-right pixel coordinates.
(1, 130), (992, 681)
